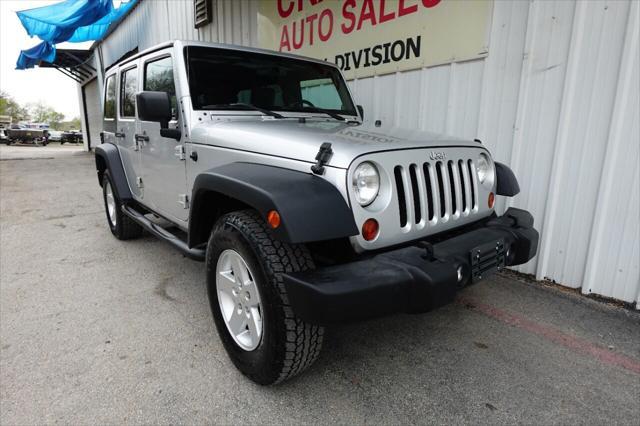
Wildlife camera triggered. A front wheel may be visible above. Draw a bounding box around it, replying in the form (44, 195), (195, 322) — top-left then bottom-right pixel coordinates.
(206, 210), (324, 385)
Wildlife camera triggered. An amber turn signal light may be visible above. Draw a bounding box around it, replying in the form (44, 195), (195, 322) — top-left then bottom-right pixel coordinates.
(267, 210), (281, 229)
(488, 192), (495, 209)
(362, 218), (379, 241)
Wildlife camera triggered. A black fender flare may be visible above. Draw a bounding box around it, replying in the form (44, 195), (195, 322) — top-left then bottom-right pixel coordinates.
(188, 163), (359, 246)
(94, 143), (133, 201)
(495, 162), (520, 197)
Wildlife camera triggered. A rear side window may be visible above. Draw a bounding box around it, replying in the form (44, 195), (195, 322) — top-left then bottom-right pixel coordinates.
(104, 75), (116, 119)
(120, 67), (137, 118)
(144, 56), (177, 118)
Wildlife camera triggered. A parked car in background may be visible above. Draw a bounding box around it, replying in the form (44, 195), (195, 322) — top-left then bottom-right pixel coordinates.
(47, 130), (62, 142)
(61, 130), (82, 144)
(6, 127), (48, 145)
(0, 129), (8, 144)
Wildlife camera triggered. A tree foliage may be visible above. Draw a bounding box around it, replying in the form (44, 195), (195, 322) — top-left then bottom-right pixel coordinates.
(0, 92), (69, 129)
(29, 103), (65, 128)
(57, 117), (81, 131)
(0, 91), (30, 122)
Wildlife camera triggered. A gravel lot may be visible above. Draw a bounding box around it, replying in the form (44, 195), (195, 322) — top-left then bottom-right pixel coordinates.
(1, 144), (639, 425)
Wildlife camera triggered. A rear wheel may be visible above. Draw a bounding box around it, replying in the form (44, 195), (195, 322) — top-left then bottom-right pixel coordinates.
(101, 170), (142, 240)
(206, 210), (324, 385)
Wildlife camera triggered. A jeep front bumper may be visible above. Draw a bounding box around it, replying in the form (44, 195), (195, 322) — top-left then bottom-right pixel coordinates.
(282, 208), (538, 325)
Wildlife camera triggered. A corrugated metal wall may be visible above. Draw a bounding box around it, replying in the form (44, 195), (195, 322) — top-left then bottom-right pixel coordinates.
(99, 0), (258, 67)
(93, 0), (639, 305)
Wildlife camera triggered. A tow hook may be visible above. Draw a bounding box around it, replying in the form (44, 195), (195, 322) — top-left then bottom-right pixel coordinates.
(416, 241), (435, 261)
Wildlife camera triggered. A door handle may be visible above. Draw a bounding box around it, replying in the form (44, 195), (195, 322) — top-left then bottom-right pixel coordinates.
(134, 133), (149, 142)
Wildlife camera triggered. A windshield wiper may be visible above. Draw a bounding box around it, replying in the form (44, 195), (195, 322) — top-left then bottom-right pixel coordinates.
(200, 103), (284, 119)
(299, 106), (346, 121)
(200, 102), (348, 121)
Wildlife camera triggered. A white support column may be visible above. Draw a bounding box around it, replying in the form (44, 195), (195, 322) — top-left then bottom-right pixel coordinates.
(77, 83), (90, 151)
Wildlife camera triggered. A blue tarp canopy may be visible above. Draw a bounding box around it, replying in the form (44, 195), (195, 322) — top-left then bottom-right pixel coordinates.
(68, 1), (137, 43)
(16, 0), (137, 70)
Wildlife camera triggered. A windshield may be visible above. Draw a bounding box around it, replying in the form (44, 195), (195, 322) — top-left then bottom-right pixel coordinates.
(185, 46), (357, 117)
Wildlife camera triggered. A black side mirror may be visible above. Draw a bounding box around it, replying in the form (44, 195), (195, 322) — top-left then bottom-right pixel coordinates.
(357, 105), (364, 120)
(136, 91), (181, 140)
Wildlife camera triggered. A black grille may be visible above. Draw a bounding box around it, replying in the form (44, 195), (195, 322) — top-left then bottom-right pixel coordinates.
(409, 164), (422, 224)
(394, 166), (407, 227)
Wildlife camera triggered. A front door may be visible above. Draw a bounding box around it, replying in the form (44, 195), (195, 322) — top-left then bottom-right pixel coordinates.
(138, 51), (188, 222)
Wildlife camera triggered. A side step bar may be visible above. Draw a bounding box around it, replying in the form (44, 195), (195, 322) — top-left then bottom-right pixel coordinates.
(121, 205), (205, 261)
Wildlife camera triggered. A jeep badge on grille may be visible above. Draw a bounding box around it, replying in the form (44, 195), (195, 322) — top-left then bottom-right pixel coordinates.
(429, 151), (446, 161)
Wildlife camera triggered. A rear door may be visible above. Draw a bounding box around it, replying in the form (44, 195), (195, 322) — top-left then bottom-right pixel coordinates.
(138, 50), (188, 222)
(101, 72), (117, 144)
(116, 62), (143, 199)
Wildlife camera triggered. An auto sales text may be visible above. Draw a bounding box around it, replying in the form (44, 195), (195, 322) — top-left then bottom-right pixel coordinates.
(277, 0), (441, 52)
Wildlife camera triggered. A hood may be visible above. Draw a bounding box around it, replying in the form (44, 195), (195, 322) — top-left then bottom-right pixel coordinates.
(189, 117), (478, 169)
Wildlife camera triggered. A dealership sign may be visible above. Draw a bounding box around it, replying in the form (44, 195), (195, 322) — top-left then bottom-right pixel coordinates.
(258, 0), (493, 79)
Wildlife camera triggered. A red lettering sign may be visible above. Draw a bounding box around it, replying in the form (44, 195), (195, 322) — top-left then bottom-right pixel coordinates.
(277, 0), (443, 51)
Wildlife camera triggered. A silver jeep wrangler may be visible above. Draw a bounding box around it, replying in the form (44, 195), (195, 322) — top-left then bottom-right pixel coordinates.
(95, 40), (538, 385)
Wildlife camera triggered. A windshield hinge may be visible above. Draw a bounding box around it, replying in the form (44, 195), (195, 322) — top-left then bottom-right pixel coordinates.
(311, 142), (333, 176)
(175, 145), (186, 160)
(178, 194), (189, 209)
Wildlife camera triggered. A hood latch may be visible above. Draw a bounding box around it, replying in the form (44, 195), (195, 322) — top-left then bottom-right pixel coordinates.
(311, 142), (333, 175)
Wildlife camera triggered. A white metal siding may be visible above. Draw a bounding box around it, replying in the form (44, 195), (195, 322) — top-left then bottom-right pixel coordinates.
(582, 0), (640, 303)
(83, 78), (102, 149)
(90, 0), (639, 305)
(98, 0), (258, 69)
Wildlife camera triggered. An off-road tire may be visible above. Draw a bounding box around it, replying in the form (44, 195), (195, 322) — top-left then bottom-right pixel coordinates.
(206, 210), (324, 385)
(102, 170), (143, 240)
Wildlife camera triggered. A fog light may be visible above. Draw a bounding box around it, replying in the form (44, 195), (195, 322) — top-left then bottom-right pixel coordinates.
(488, 192), (495, 209)
(362, 218), (379, 241)
(267, 210), (281, 229)
(456, 266), (463, 282)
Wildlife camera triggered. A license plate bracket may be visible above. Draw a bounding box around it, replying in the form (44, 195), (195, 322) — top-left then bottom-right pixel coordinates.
(470, 239), (506, 282)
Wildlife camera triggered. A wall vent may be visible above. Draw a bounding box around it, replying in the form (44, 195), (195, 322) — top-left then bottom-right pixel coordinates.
(194, 0), (212, 28)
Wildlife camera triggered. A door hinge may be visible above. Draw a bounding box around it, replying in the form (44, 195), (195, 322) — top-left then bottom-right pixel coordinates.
(136, 177), (144, 188)
(175, 145), (186, 160)
(178, 194), (189, 209)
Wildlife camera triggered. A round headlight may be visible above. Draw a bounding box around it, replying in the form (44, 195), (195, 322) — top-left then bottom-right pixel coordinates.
(352, 162), (380, 206)
(476, 153), (495, 188)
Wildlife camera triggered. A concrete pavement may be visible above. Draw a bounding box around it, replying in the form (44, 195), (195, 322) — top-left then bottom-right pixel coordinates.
(1, 144), (639, 424)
